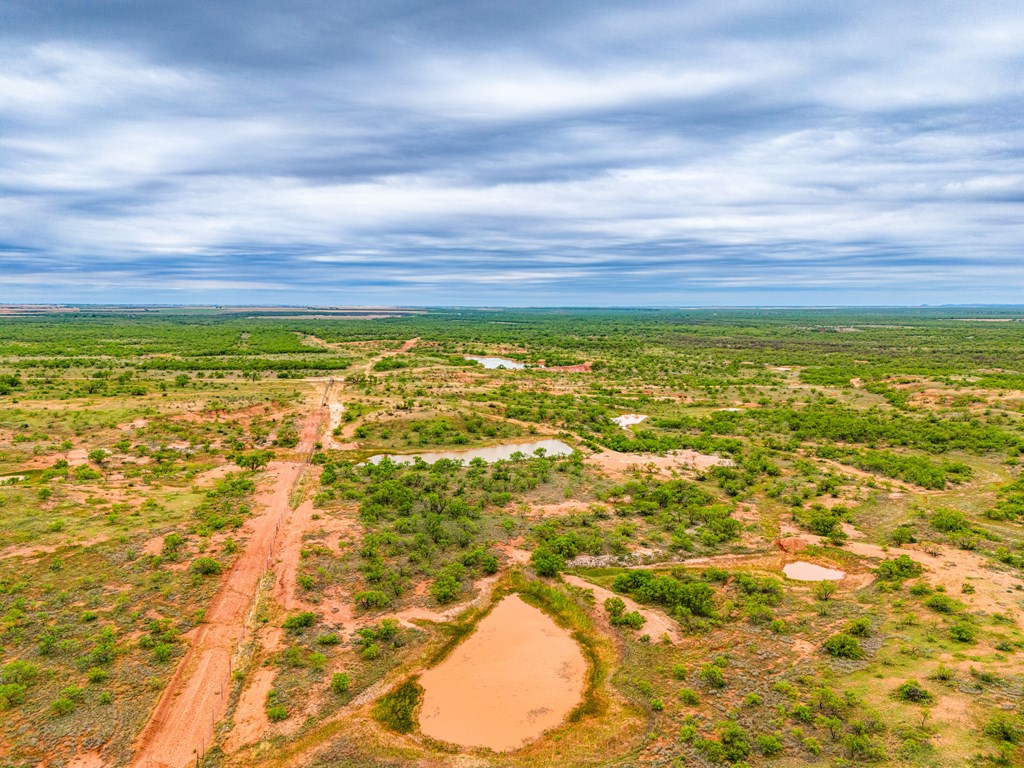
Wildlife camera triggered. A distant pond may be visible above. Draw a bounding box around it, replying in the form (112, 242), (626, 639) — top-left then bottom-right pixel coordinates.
(367, 439), (573, 465)
(465, 356), (526, 369)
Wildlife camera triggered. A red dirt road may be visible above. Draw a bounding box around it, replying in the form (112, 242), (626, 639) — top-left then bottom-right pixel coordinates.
(129, 461), (302, 768)
(129, 392), (325, 768)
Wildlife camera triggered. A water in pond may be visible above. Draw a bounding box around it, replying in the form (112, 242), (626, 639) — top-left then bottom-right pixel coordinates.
(418, 594), (586, 752)
(367, 439), (572, 465)
(783, 561), (846, 581)
(466, 355), (526, 369)
(611, 413), (647, 429)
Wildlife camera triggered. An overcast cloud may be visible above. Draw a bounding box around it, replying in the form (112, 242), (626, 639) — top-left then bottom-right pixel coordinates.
(1, 1), (1022, 305)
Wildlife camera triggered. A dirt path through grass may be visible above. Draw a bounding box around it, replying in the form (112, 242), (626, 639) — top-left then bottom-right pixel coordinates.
(361, 337), (419, 375)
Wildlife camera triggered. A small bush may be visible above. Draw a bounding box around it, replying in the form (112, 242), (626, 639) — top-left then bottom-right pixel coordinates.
(265, 689), (288, 721)
(822, 633), (865, 659)
(930, 664), (955, 682)
(983, 712), (1021, 744)
(757, 733), (783, 756)
(51, 697), (76, 716)
(924, 594), (962, 614)
(283, 611), (316, 632)
(894, 680), (934, 704)
(876, 555), (922, 581)
(0, 683), (27, 709)
(1, 661), (39, 685)
(948, 621), (977, 643)
(700, 663), (726, 689)
(813, 580), (838, 601)
(331, 672), (351, 694)
(679, 688), (700, 705)
(190, 556), (222, 575)
(846, 617), (872, 637)
(361, 642), (381, 660)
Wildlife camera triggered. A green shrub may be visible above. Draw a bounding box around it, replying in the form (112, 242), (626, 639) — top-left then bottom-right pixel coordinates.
(846, 617), (872, 636)
(283, 611), (316, 632)
(876, 555), (922, 581)
(51, 697), (75, 716)
(757, 733), (783, 756)
(0, 683), (27, 709)
(265, 689), (288, 721)
(331, 672), (351, 694)
(822, 633), (865, 659)
(190, 556), (222, 575)
(1, 661), (39, 686)
(373, 679), (423, 733)
(718, 722), (752, 762)
(894, 680), (934, 704)
(700, 663), (726, 689)
(948, 621), (977, 643)
(679, 688), (699, 705)
(354, 590), (390, 609)
(930, 664), (955, 682)
(983, 713), (1021, 743)
(924, 594), (962, 614)
(531, 547), (565, 577)
(361, 642), (381, 660)
(813, 580), (837, 601)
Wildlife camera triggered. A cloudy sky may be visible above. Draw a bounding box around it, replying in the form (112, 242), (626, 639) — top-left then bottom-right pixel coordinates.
(1, 1), (1022, 305)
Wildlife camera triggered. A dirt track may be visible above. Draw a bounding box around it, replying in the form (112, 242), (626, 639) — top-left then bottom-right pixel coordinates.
(128, 390), (325, 768)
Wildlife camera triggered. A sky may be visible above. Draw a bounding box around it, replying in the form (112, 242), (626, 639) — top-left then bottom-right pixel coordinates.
(1, 1), (1022, 306)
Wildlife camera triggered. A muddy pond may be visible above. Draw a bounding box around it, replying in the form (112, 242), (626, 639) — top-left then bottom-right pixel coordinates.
(783, 561), (846, 581)
(418, 594), (587, 752)
(368, 438), (572, 465)
(465, 355), (526, 369)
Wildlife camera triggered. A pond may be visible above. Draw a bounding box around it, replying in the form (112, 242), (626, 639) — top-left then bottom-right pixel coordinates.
(465, 355), (526, 369)
(417, 594), (587, 752)
(367, 439), (573, 465)
(783, 561), (846, 581)
(611, 413), (648, 429)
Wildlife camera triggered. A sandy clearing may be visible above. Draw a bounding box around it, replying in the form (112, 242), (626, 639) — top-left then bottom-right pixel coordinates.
(586, 449), (731, 478)
(141, 535), (164, 557)
(223, 667), (276, 753)
(190, 465), (235, 486)
(0, 535), (109, 561)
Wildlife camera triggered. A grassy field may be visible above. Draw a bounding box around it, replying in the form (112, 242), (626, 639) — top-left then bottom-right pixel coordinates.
(1, 307), (1023, 767)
